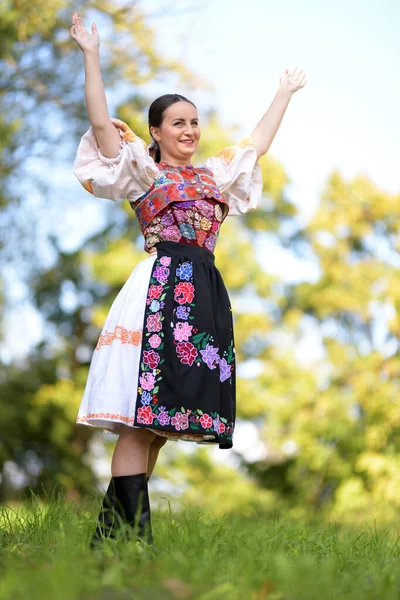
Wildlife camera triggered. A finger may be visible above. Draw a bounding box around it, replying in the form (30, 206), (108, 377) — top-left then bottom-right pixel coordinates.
(77, 14), (85, 32)
(292, 67), (301, 79)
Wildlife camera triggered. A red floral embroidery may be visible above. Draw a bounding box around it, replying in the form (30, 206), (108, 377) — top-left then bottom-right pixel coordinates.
(195, 229), (208, 245)
(148, 284), (163, 299)
(176, 341), (198, 366)
(167, 185), (185, 201)
(185, 185), (200, 198)
(174, 282), (195, 305)
(143, 350), (160, 369)
(200, 413), (213, 429)
(137, 405), (157, 424)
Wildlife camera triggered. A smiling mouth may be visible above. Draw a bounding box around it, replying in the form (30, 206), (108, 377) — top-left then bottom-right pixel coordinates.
(180, 139), (195, 145)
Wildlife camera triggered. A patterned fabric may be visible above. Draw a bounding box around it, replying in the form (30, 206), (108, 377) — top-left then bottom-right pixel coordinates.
(132, 163), (229, 230)
(73, 118), (263, 222)
(142, 196), (225, 253)
(135, 241), (236, 449)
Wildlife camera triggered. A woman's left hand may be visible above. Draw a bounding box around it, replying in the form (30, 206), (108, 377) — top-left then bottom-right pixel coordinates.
(279, 67), (307, 94)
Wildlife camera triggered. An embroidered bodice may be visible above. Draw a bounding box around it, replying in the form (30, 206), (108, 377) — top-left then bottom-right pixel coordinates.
(73, 118), (263, 253)
(142, 197), (224, 253)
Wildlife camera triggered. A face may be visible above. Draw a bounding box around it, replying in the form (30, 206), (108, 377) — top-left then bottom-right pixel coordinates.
(150, 101), (200, 165)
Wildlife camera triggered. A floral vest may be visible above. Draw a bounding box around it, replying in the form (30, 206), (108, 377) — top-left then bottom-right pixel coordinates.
(131, 163), (230, 231)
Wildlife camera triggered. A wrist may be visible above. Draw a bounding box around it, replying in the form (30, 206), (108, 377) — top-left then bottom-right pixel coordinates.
(83, 47), (100, 58)
(277, 85), (293, 99)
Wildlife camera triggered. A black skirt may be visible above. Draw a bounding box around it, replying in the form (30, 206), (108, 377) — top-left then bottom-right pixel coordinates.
(133, 240), (236, 449)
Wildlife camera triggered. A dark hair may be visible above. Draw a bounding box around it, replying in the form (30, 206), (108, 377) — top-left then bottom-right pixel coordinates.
(148, 94), (197, 163)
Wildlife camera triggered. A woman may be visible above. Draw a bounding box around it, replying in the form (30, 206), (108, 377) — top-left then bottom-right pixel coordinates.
(70, 12), (307, 546)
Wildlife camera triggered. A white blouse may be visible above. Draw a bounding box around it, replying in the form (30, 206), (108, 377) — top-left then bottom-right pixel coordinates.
(73, 118), (263, 216)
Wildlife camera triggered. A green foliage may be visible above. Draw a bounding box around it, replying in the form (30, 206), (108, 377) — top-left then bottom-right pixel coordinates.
(2, 494), (400, 599)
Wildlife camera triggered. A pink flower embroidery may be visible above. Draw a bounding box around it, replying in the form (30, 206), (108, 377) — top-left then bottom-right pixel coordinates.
(173, 321), (193, 342)
(146, 312), (162, 332)
(139, 372), (156, 391)
(161, 225), (181, 242)
(171, 411), (189, 431)
(149, 334), (162, 349)
(160, 256), (171, 266)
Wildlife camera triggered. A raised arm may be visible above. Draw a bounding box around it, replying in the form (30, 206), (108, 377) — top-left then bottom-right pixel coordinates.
(70, 12), (121, 158)
(250, 67), (307, 160)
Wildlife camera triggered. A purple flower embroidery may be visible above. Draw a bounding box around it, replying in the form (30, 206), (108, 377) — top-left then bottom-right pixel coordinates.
(153, 265), (170, 283)
(212, 415), (221, 433)
(176, 262), (193, 281)
(219, 357), (231, 382)
(161, 225), (181, 242)
(174, 208), (189, 223)
(204, 233), (217, 252)
(157, 411), (171, 425)
(161, 212), (174, 226)
(176, 305), (190, 320)
(194, 200), (215, 218)
(200, 343), (220, 370)
(178, 201), (195, 209)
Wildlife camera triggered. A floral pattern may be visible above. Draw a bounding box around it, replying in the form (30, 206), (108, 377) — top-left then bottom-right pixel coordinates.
(135, 253), (235, 442)
(96, 326), (142, 350)
(142, 198), (225, 254)
(171, 259), (235, 383)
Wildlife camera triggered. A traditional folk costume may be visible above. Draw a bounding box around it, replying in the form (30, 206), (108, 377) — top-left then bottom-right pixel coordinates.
(73, 118), (262, 544)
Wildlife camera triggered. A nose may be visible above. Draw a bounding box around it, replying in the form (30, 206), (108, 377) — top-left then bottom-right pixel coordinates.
(182, 124), (195, 136)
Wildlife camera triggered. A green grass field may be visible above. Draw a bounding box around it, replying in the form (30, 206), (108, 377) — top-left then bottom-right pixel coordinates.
(1, 490), (400, 600)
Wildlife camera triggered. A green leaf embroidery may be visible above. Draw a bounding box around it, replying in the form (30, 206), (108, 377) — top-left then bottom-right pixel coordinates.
(191, 332), (207, 344)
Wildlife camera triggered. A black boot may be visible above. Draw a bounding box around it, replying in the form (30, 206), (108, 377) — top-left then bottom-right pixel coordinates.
(90, 473), (153, 547)
(113, 473), (153, 545)
(90, 477), (120, 548)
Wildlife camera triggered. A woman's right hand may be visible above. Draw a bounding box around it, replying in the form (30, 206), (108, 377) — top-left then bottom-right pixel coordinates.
(70, 12), (100, 53)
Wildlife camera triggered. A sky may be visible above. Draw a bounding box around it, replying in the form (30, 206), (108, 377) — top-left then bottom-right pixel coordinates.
(142, 0), (399, 218)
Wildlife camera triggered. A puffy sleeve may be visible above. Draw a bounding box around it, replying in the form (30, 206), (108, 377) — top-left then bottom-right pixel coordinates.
(204, 137), (263, 215)
(73, 118), (159, 202)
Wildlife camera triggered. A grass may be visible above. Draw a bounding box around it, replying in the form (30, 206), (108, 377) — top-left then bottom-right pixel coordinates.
(1, 489), (400, 599)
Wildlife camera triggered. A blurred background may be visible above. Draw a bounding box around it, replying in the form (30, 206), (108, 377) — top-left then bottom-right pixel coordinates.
(1, 0), (399, 525)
